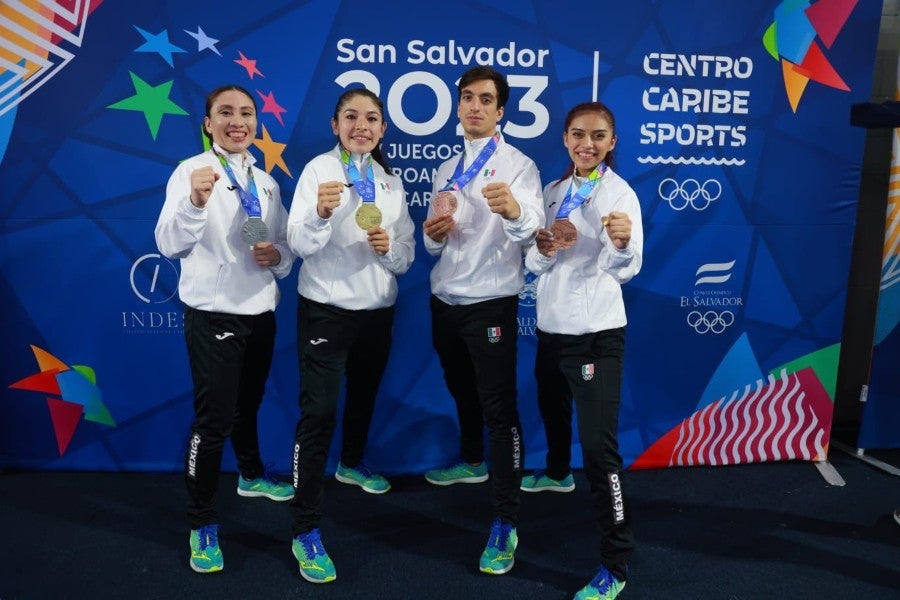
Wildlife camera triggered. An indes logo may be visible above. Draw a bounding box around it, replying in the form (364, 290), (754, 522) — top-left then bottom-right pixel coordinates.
(8, 345), (115, 455)
(763, 0), (856, 112)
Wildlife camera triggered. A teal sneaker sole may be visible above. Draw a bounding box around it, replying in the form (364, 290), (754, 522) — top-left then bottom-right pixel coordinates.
(334, 472), (390, 494)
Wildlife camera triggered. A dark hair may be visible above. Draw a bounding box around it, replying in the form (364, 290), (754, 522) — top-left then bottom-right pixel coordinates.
(457, 66), (510, 110)
(202, 85), (257, 142)
(557, 101), (617, 183)
(332, 87), (391, 172)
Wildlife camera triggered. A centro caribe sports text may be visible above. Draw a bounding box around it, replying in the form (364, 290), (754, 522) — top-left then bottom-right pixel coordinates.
(640, 52), (753, 149)
(337, 38), (550, 68)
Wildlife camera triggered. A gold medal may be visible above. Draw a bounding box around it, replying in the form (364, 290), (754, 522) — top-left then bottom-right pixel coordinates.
(550, 219), (578, 249)
(432, 191), (458, 216)
(355, 202), (382, 230)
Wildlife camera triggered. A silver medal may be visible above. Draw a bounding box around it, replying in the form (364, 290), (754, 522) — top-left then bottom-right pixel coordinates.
(241, 217), (269, 245)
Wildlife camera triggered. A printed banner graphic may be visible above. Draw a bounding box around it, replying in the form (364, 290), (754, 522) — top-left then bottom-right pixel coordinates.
(0, 0), (881, 471)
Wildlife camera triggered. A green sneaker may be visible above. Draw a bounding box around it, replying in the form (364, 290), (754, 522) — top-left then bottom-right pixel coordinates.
(479, 518), (517, 575)
(237, 471), (294, 501)
(424, 461), (489, 486)
(292, 529), (336, 584)
(574, 565), (626, 600)
(334, 462), (390, 494)
(520, 471), (575, 493)
(189, 524), (223, 573)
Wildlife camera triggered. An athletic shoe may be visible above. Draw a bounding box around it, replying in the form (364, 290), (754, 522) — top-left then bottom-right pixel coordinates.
(574, 564), (626, 600)
(424, 461), (489, 485)
(479, 518), (518, 575)
(334, 462), (391, 494)
(189, 524), (223, 573)
(520, 471), (575, 493)
(237, 471), (294, 501)
(292, 529), (336, 583)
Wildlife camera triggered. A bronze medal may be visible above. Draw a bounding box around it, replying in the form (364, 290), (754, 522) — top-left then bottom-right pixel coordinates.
(551, 219), (578, 249)
(241, 217), (269, 245)
(355, 202), (383, 230)
(432, 191), (458, 216)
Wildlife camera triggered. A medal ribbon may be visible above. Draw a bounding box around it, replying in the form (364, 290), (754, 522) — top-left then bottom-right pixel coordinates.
(555, 161), (606, 220)
(340, 148), (376, 203)
(212, 147), (261, 218)
(440, 134), (500, 192)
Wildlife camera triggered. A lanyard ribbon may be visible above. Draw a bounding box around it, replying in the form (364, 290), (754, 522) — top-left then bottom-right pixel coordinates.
(212, 147), (261, 217)
(556, 162), (607, 219)
(440, 134), (500, 192)
(340, 148), (376, 203)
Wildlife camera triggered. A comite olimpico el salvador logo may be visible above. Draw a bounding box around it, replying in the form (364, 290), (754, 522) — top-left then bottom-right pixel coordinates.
(682, 260), (742, 335)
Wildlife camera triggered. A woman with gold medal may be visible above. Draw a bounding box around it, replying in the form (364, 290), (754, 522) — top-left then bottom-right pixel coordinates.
(524, 101), (643, 600)
(285, 87), (415, 584)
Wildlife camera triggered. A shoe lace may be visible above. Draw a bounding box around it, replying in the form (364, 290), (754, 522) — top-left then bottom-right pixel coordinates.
(299, 529), (325, 558)
(198, 524), (219, 550)
(486, 518), (511, 550)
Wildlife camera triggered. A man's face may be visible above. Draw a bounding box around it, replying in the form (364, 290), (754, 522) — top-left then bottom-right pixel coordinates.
(457, 79), (504, 139)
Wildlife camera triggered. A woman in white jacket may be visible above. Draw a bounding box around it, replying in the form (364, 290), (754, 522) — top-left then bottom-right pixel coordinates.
(155, 84), (295, 575)
(523, 101), (643, 600)
(285, 87), (415, 584)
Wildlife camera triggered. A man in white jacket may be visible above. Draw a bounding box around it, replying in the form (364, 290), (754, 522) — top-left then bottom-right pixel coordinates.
(422, 65), (544, 576)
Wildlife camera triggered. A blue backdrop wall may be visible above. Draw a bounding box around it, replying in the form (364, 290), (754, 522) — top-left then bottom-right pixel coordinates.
(0, 0), (883, 473)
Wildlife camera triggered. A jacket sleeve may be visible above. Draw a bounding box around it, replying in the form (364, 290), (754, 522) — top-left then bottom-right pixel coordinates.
(379, 183), (416, 276)
(287, 161), (336, 259)
(265, 180), (294, 279)
(155, 161), (208, 259)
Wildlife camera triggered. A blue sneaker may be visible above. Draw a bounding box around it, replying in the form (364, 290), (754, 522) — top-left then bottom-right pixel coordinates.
(189, 524), (223, 573)
(237, 470), (294, 501)
(479, 518), (518, 575)
(334, 462), (391, 494)
(520, 471), (575, 493)
(574, 564), (626, 600)
(424, 461), (489, 485)
(292, 529), (336, 584)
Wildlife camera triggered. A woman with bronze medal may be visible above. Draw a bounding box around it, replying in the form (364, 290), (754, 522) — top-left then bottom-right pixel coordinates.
(284, 87), (415, 584)
(155, 85), (295, 575)
(524, 101), (643, 600)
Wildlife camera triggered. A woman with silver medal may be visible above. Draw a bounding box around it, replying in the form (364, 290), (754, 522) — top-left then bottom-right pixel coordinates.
(284, 87), (415, 584)
(155, 84), (295, 575)
(524, 101), (643, 600)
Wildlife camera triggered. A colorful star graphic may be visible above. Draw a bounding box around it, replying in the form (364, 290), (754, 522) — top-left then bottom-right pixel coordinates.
(235, 51), (264, 79)
(133, 25), (186, 68)
(9, 345), (115, 456)
(253, 124), (291, 177)
(185, 25), (221, 56)
(256, 90), (287, 126)
(763, 0), (856, 112)
(107, 72), (189, 140)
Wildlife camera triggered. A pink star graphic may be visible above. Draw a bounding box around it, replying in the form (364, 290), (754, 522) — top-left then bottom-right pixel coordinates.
(234, 51), (264, 79)
(256, 90), (287, 126)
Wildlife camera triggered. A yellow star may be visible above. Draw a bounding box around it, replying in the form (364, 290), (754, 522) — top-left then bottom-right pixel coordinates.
(252, 124), (291, 177)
